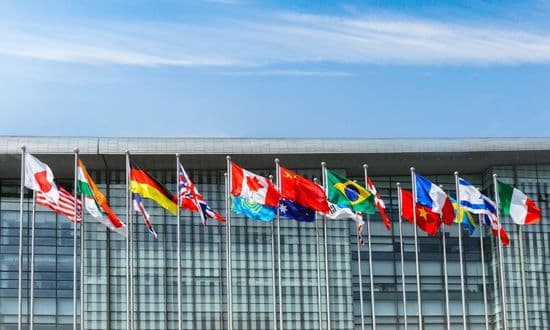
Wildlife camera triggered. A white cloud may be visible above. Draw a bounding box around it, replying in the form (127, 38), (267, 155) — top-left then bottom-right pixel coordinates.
(1, 12), (550, 67)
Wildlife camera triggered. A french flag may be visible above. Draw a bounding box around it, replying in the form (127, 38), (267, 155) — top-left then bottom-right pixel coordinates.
(415, 174), (455, 225)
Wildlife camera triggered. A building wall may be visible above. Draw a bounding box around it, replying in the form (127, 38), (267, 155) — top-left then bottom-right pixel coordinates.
(0, 161), (549, 329)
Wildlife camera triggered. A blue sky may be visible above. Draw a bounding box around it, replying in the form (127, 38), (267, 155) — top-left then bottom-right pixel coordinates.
(1, 0), (550, 138)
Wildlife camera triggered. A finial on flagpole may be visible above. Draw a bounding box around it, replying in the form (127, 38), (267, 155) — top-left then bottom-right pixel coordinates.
(224, 172), (227, 178)
(74, 147), (79, 153)
(363, 164), (368, 169)
(454, 171), (459, 176)
(313, 177), (318, 183)
(20, 145), (26, 152)
(125, 149), (129, 155)
(274, 158), (279, 164)
(396, 182), (400, 187)
(226, 155), (231, 161)
(493, 173), (497, 178)
(321, 161), (326, 167)
(410, 167), (415, 172)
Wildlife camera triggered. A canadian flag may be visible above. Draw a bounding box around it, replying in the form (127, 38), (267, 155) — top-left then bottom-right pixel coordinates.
(24, 153), (60, 204)
(230, 162), (280, 208)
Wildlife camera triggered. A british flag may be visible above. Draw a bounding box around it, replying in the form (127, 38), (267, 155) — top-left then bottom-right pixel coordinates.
(178, 162), (225, 225)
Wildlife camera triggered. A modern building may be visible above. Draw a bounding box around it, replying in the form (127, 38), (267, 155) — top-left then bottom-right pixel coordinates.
(0, 136), (549, 330)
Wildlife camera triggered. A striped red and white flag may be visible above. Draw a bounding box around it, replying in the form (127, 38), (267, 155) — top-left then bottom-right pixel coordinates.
(36, 185), (82, 223)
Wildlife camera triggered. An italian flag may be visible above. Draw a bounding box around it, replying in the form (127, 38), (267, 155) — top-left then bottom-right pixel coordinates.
(78, 159), (127, 236)
(497, 180), (541, 225)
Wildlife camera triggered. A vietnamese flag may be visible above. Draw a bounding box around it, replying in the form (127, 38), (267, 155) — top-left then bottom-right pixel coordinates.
(280, 166), (329, 213)
(400, 188), (441, 236)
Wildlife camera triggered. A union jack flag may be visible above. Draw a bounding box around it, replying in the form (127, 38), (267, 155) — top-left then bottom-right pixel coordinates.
(178, 162), (225, 225)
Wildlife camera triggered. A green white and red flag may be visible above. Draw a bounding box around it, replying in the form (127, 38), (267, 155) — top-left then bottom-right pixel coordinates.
(77, 159), (127, 236)
(497, 180), (541, 225)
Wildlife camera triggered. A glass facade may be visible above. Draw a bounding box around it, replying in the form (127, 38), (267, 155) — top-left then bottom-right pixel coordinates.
(1, 160), (549, 329)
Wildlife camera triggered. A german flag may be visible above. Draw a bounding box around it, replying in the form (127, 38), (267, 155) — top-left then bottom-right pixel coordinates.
(130, 163), (177, 215)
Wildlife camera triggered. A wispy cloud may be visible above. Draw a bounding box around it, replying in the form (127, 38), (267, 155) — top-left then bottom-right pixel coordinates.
(1, 11), (550, 67)
(220, 69), (354, 77)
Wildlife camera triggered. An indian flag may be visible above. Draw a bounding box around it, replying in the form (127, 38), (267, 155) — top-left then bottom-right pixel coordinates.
(78, 159), (127, 236)
(497, 180), (541, 225)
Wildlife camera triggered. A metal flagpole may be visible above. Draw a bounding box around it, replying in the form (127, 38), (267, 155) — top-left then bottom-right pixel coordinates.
(518, 225), (529, 330)
(396, 183), (408, 330)
(321, 162), (332, 330)
(441, 223), (451, 330)
(125, 151), (131, 330)
(17, 145), (25, 330)
(176, 154), (182, 330)
(492, 174), (508, 330)
(29, 191), (36, 329)
(313, 178), (323, 330)
(269, 175), (278, 330)
(80, 193), (85, 330)
(274, 158), (284, 330)
(454, 172), (468, 329)
(357, 222), (365, 330)
(73, 148), (79, 330)
(225, 156), (233, 330)
(478, 214), (489, 330)
(514, 173), (529, 330)
(410, 168), (422, 330)
(363, 164), (376, 330)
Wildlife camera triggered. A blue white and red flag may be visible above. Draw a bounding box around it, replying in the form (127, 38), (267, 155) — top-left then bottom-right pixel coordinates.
(415, 173), (455, 225)
(179, 162), (225, 225)
(132, 193), (157, 239)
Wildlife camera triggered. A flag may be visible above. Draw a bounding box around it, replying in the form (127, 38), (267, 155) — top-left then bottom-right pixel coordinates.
(133, 193), (157, 239)
(497, 180), (541, 225)
(326, 169), (375, 214)
(231, 196), (276, 221)
(179, 162), (225, 225)
(24, 153), (60, 203)
(36, 185), (82, 222)
(280, 166), (329, 213)
(327, 202), (365, 245)
(458, 177), (510, 246)
(415, 174), (454, 225)
(77, 160), (127, 236)
(231, 162), (280, 208)
(400, 188), (441, 236)
(279, 198), (315, 222)
(367, 177), (391, 231)
(130, 163), (178, 214)
(451, 197), (477, 235)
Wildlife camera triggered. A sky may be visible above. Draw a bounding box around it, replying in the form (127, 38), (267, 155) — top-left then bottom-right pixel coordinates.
(1, 0), (550, 138)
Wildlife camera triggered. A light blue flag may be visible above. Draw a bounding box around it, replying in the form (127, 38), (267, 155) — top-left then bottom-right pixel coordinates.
(231, 196), (276, 221)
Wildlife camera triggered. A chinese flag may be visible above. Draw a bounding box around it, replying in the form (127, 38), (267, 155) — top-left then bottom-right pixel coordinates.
(280, 166), (329, 213)
(400, 188), (441, 236)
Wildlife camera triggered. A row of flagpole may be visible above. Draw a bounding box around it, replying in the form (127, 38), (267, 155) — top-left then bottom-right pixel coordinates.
(14, 148), (537, 330)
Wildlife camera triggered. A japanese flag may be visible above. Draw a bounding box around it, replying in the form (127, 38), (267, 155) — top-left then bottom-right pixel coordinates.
(24, 153), (60, 203)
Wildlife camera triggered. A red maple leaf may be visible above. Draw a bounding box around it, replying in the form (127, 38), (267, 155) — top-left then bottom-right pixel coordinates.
(246, 175), (264, 192)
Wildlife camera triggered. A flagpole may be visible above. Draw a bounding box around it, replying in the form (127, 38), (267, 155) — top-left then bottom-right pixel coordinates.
(410, 167), (422, 330)
(225, 156), (233, 330)
(17, 145), (25, 330)
(313, 177), (323, 330)
(478, 214), (490, 330)
(518, 225), (529, 329)
(125, 151), (131, 330)
(176, 154), (182, 330)
(274, 158), (284, 330)
(269, 175), (278, 330)
(73, 148), (79, 330)
(441, 223), (451, 330)
(492, 173), (508, 330)
(80, 193), (85, 330)
(454, 172), (468, 329)
(29, 191), (36, 329)
(396, 183), (408, 330)
(356, 222), (365, 330)
(363, 164), (376, 330)
(321, 162), (332, 330)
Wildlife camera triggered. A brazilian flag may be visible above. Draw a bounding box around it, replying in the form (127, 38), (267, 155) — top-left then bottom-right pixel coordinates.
(326, 170), (376, 214)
